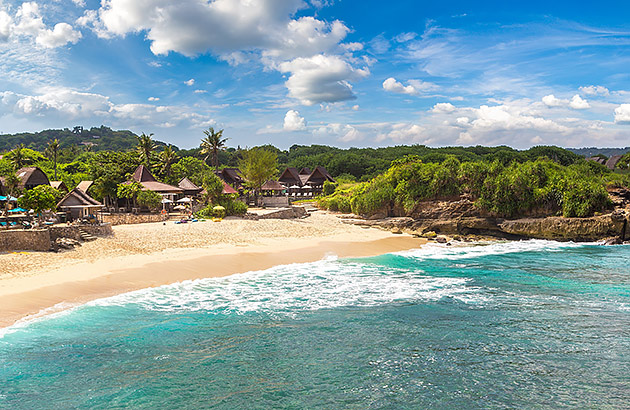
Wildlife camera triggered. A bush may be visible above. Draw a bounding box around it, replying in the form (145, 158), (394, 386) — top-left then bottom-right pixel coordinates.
(196, 196), (247, 218)
(136, 190), (162, 210)
(322, 180), (337, 196)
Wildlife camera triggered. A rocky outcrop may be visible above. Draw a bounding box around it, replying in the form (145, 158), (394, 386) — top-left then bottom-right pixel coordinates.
(499, 213), (626, 241)
(341, 206), (630, 242)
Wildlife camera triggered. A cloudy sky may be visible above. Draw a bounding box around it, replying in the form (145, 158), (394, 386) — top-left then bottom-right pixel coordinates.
(0, 0), (629, 149)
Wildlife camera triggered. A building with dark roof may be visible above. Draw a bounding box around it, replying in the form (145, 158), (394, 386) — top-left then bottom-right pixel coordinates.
(16, 167), (49, 190)
(605, 155), (624, 170)
(178, 177), (203, 196)
(50, 181), (69, 194)
(129, 165), (183, 195)
(216, 168), (244, 189)
(57, 187), (104, 221)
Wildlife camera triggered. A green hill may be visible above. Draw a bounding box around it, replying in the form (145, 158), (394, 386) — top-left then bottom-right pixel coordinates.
(0, 126), (172, 152)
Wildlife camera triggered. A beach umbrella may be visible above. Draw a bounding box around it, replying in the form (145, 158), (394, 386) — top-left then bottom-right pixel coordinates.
(177, 197), (192, 203)
(289, 185), (300, 189)
(301, 185), (312, 190)
(173, 204), (186, 210)
(8, 207), (27, 213)
(161, 198), (173, 204)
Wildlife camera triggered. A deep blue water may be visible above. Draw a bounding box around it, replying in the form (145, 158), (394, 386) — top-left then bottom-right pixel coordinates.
(1, 240), (629, 409)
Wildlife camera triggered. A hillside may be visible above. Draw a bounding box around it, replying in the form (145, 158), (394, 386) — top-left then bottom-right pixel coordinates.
(567, 147), (630, 158)
(0, 126), (171, 152)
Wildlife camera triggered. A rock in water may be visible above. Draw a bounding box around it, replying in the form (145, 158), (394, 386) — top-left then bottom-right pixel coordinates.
(603, 237), (623, 245)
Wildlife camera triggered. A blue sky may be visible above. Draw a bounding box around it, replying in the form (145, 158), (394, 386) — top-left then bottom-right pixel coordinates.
(0, 0), (629, 150)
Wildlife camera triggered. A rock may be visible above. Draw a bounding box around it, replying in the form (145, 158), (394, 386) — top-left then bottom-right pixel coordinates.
(436, 235), (448, 243)
(55, 237), (81, 250)
(499, 214), (625, 242)
(603, 237), (623, 245)
(422, 231), (437, 238)
(391, 227), (402, 234)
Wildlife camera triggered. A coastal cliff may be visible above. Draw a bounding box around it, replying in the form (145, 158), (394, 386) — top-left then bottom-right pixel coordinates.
(341, 198), (630, 242)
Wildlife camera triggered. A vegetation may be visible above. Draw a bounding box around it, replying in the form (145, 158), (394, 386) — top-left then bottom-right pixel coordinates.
(200, 127), (228, 170)
(136, 190), (162, 211)
(18, 185), (61, 217)
(238, 148), (278, 204)
(318, 156), (627, 219)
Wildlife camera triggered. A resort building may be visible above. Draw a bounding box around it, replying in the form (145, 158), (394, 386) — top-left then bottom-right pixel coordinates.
(178, 177), (203, 196)
(278, 166), (336, 195)
(606, 155), (624, 170)
(129, 165), (183, 199)
(57, 187), (104, 221)
(216, 168), (244, 189)
(16, 167), (50, 190)
(76, 181), (94, 195)
(50, 181), (69, 194)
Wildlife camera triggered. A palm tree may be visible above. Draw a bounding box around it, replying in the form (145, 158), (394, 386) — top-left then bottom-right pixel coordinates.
(160, 146), (178, 178)
(136, 133), (157, 167)
(200, 127), (228, 171)
(10, 144), (25, 170)
(46, 139), (60, 180)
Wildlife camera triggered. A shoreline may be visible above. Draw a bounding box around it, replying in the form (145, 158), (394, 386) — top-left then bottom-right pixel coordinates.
(0, 232), (424, 329)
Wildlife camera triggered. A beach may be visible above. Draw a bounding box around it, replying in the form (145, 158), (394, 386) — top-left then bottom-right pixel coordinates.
(0, 211), (424, 328)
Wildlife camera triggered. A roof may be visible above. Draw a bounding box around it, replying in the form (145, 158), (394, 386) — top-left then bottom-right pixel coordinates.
(178, 177), (201, 191)
(132, 165), (157, 182)
(306, 166), (335, 184)
(605, 155), (624, 170)
(58, 187), (103, 208)
(76, 180), (94, 192)
(139, 181), (183, 193)
(261, 180), (284, 191)
(279, 167), (303, 186)
(218, 168), (243, 183)
(299, 167), (312, 175)
(222, 181), (238, 194)
(50, 181), (68, 191)
(16, 167), (50, 188)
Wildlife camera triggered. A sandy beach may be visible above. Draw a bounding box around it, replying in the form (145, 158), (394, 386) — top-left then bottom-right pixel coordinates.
(0, 211), (424, 328)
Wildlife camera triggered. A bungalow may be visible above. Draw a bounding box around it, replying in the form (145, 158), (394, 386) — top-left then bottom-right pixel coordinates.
(586, 156), (606, 165)
(50, 181), (69, 194)
(178, 177), (203, 196)
(16, 167), (49, 190)
(278, 167), (303, 187)
(606, 155), (624, 170)
(57, 187), (104, 221)
(129, 165), (183, 198)
(278, 165), (335, 194)
(76, 180), (94, 194)
(216, 168), (244, 189)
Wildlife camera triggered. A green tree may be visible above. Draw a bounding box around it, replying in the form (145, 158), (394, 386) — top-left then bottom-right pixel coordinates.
(45, 139), (60, 180)
(18, 185), (61, 218)
(159, 145), (178, 178)
(201, 127), (228, 170)
(117, 181), (143, 209)
(136, 133), (157, 167)
(137, 190), (162, 211)
(238, 148), (278, 205)
(202, 173), (224, 204)
(9, 144), (26, 170)
(169, 156), (210, 186)
(1, 172), (20, 216)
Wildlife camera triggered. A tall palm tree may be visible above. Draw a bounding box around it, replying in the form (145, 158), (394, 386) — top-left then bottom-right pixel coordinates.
(136, 133), (157, 167)
(200, 127), (228, 171)
(160, 146), (178, 177)
(10, 144), (25, 170)
(46, 139), (60, 180)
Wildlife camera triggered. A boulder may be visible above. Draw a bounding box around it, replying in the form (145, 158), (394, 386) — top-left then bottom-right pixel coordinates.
(499, 214), (625, 242)
(435, 235), (448, 243)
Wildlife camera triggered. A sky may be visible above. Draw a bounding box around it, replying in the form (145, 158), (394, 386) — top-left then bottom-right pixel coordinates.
(0, 0), (629, 150)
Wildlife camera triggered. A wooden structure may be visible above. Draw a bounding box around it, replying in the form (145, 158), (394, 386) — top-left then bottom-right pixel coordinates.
(50, 181), (69, 194)
(278, 166), (335, 195)
(216, 168), (244, 189)
(57, 188), (104, 221)
(178, 177), (203, 196)
(606, 155), (624, 170)
(129, 165), (183, 197)
(76, 180), (94, 194)
(16, 167), (50, 190)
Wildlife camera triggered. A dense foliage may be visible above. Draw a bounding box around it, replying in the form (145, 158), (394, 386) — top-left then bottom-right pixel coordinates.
(318, 156), (627, 219)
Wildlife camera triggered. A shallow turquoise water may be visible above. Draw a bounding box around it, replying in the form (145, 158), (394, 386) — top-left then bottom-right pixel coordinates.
(1, 240), (629, 409)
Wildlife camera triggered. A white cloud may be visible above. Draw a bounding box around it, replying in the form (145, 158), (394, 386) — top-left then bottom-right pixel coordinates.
(36, 23), (82, 48)
(193, 89), (207, 94)
(184, 78), (195, 86)
(542, 94), (565, 107)
(569, 94), (590, 109)
(431, 102), (456, 113)
(579, 85), (609, 96)
(313, 123), (362, 142)
(614, 104), (630, 124)
(148, 97), (159, 101)
(72, 0), (87, 7)
(0, 10), (12, 42)
(382, 77), (438, 96)
(279, 54), (369, 105)
(283, 109), (306, 131)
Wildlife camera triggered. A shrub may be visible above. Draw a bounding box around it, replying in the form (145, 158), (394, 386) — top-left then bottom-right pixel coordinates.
(322, 180), (337, 196)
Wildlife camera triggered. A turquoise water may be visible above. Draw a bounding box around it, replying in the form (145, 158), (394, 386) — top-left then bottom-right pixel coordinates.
(1, 240), (629, 409)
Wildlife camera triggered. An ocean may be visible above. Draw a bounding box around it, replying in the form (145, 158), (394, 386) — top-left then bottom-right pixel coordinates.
(1, 240), (629, 409)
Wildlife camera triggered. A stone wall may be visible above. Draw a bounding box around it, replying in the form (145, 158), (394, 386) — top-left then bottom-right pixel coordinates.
(102, 213), (166, 226)
(258, 206), (308, 220)
(49, 224), (114, 241)
(262, 196), (290, 208)
(0, 229), (52, 252)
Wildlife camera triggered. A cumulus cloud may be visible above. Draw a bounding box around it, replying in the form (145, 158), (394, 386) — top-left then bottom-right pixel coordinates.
(382, 77), (438, 96)
(569, 94), (590, 109)
(184, 78), (195, 86)
(148, 97), (159, 101)
(0, 87), (215, 129)
(283, 109), (306, 131)
(279, 54), (369, 105)
(579, 85), (609, 96)
(614, 104), (630, 124)
(431, 102), (456, 113)
(7, 2), (82, 48)
(542, 94), (565, 107)
(81, 0), (366, 105)
(313, 123), (362, 142)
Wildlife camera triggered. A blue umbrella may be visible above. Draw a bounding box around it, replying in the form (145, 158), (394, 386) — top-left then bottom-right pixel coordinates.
(8, 207), (27, 213)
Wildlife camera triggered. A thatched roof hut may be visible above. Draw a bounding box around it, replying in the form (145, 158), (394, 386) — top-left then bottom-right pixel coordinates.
(58, 187), (104, 221)
(129, 165), (183, 194)
(261, 180), (284, 192)
(606, 155), (624, 170)
(50, 181), (69, 194)
(76, 180), (94, 194)
(216, 168), (244, 189)
(16, 167), (49, 190)
(178, 177), (203, 196)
